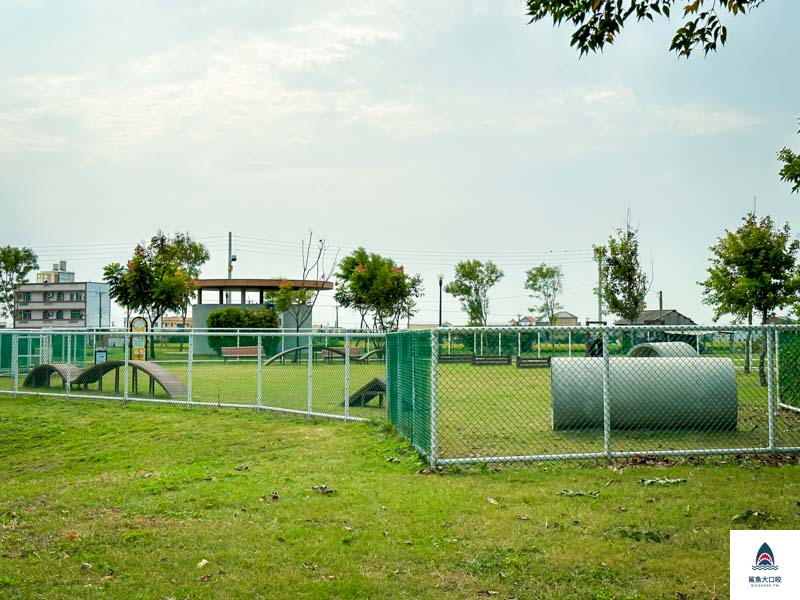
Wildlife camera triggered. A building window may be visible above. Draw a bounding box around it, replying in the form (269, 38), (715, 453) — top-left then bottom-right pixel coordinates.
(70, 310), (84, 320)
(19, 310), (31, 321)
(56, 310), (64, 319)
(74, 292), (84, 301)
(56, 292), (64, 301)
(19, 292), (32, 304)
(43, 311), (52, 320)
(43, 292), (53, 302)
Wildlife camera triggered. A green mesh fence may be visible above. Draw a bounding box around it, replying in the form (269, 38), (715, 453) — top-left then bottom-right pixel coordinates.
(779, 329), (800, 409)
(386, 330), (432, 458)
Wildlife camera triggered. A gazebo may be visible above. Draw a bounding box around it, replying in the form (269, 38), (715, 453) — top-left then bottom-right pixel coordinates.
(189, 278), (333, 354)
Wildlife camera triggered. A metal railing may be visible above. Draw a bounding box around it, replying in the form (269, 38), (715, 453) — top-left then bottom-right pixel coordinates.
(386, 324), (800, 465)
(0, 329), (387, 423)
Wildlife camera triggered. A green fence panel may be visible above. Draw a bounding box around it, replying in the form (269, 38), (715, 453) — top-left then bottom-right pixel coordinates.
(386, 330), (432, 458)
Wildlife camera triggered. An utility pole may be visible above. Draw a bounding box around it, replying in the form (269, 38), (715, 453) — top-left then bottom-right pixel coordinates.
(596, 251), (603, 323)
(226, 231), (236, 304)
(658, 290), (663, 323)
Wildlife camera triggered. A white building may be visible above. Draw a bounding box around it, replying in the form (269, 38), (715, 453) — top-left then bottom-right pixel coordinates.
(14, 262), (110, 329)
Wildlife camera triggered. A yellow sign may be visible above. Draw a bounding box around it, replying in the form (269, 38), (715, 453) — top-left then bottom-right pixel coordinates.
(130, 316), (148, 361)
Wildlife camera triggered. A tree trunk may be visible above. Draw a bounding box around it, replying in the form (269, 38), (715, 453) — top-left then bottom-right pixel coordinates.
(758, 309), (768, 387)
(744, 310), (752, 374)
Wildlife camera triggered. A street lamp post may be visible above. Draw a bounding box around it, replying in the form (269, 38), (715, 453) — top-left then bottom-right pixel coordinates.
(437, 273), (444, 327)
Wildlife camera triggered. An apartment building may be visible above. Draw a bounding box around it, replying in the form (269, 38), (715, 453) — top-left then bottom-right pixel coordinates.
(14, 262), (110, 329)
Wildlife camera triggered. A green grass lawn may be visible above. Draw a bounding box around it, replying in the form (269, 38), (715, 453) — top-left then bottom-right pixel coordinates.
(4, 357), (800, 463)
(1, 396), (799, 599)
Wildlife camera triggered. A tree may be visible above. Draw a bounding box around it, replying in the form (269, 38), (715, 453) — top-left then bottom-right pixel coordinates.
(103, 232), (208, 358)
(701, 212), (800, 384)
(524, 263), (564, 325)
(335, 247), (424, 332)
(206, 306), (279, 356)
(0, 246), (38, 327)
(778, 120), (800, 194)
(595, 216), (649, 324)
(170, 233), (210, 350)
(273, 232), (339, 351)
(525, 0), (765, 58)
(444, 260), (504, 326)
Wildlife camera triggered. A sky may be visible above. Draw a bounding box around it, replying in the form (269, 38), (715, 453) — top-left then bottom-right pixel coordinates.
(1, 0), (799, 328)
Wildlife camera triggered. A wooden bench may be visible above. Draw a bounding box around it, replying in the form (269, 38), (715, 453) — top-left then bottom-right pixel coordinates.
(471, 354), (512, 366)
(438, 354), (474, 364)
(515, 356), (551, 369)
(221, 346), (259, 362)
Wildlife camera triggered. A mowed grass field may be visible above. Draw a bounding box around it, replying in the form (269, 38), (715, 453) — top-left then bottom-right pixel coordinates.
(3, 358), (800, 460)
(2, 396), (800, 599)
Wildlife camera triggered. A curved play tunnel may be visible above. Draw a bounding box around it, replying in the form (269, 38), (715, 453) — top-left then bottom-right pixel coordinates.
(550, 357), (738, 430)
(627, 342), (697, 357)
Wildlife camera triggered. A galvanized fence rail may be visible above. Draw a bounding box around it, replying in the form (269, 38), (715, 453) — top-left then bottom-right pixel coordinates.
(0, 329), (387, 423)
(385, 324), (800, 465)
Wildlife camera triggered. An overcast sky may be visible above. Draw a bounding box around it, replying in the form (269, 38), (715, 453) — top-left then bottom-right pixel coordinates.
(2, 0), (799, 328)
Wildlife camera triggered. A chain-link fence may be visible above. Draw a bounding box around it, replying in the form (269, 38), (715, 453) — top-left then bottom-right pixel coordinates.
(0, 329), (387, 422)
(386, 325), (800, 465)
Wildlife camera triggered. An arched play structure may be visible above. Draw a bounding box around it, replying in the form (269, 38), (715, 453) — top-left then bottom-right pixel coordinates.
(626, 342), (697, 357)
(24, 361), (187, 398)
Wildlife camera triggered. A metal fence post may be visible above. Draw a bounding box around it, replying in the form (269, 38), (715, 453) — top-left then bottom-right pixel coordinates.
(568, 331), (572, 357)
(537, 331), (541, 358)
(307, 334), (313, 416)
(766, 328), (776, 451)
(123, 331), (130, 402)
(774, 329), (781, 405)
(65, 334), (71, 397)
(187, 334), (194, 404)
(257, 334), (262, 410)
(12, 333), (18, 396)
(517, 330), (521, 357)
(430, 330), (439, 466)
(602, 328), (612, 461)
(498, 332), (502, 356)
(448, 332), (451, 355)
(344, 335), (350, 421)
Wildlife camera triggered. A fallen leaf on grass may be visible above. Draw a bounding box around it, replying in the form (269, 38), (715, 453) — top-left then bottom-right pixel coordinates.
(559, 489), (599, 499)
(197, 574), (212, 582)
(270, 491), (279, 501)
(639, 478), (687, 486)
(321, 575), (336, 580)
(386, 456), (400, 463)
(477, 591), (499, 596)
(514, 515), (529, 521)
(80, 562), (92, 571)
(197, 559), (209, 569)
(487, 497), (499, 505)
(142, 472), (153, 478)
(234, 465), (249, 472)
(66, 534), (79, 541)
(303, 562), (318, 571)
(311, 485), (336, 495)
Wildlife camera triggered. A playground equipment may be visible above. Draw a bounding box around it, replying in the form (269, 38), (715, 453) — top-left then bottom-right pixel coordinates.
(627, 342), (697, 357)
(24, 361), (188, 398)
(550, 357), (738, 430)
(346, 377), (385, 407)
(263, 346), (309, 366)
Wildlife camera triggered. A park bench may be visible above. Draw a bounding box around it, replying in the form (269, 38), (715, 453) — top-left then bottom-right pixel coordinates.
(438, 354), (474, 364)
(471, 354), (512, 366)
(221, 346), (260, 362)
(515, 356), (551, 369)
